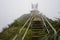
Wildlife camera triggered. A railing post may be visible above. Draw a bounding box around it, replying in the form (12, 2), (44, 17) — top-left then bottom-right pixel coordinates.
(54, 32), (58, 40)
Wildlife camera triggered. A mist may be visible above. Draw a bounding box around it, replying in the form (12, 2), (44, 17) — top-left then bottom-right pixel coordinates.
(0, 0), (60, 32)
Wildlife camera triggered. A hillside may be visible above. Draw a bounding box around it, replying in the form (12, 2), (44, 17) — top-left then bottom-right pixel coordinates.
(0, 13), (60, 40)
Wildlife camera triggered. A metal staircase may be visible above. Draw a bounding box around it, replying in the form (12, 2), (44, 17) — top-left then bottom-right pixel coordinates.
(30, 16), (47, 40)
(12, 12), (58, 40)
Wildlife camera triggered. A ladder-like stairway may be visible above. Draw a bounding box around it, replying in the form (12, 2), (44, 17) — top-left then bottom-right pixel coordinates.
(30, 17), (48, 40)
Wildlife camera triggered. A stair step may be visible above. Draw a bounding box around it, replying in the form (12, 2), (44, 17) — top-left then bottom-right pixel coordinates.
(32, 33), (40, 36)
(31, 36), (40, 40)
(31, 29), (43, 31)
(32, 24), (43, 27)
(32, 36), (40, 37)
(32, 27), (42, 29)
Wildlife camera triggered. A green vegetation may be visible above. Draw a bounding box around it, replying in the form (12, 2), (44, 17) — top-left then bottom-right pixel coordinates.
(0, 13), (60, 40)
(0, 14), (30, 40)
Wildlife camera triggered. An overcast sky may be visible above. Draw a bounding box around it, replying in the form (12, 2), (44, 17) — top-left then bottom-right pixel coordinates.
(0, 0), (60, 32)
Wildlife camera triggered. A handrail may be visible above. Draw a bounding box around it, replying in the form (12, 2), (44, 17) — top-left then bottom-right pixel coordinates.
(42, 15), (57, 40)
(22, 21), (31, 40)
(12, 34), (17, 40)
(41, 15), (49, 34)
(22, 16), (33, 40)
(12, 17), (31, 40)
(19, 17), (31, 33)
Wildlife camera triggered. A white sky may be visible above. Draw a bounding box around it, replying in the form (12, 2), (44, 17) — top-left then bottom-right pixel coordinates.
(0, 0), (60, 32)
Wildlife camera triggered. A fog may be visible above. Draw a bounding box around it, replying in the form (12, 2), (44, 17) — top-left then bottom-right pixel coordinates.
(0, 0), (60, 32)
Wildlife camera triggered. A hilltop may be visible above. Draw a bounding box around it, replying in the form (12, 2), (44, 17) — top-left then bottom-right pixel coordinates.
(0, 13), (60, 40)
